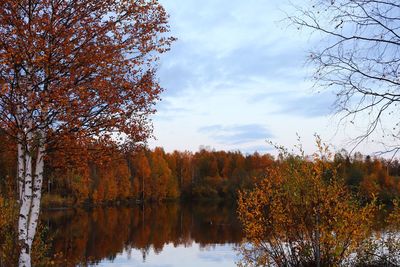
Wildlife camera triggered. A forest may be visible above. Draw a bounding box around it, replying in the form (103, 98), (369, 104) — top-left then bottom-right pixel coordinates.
(0, 131), (399, 207)
(2, 0), (399, 266)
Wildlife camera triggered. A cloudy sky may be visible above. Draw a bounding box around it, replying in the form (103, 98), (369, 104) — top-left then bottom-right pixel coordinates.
(148, 0), (383, 155)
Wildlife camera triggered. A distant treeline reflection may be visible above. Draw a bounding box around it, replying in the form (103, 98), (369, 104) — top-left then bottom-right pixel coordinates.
(40, 202), (242, 266)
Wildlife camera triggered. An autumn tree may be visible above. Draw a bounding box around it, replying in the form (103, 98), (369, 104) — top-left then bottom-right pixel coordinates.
(132, 149), (152, 200)
(177, 151), (193, 197)
(114, 159), (131, 200)
(289, 0), (400, 154)
(45, 135), (92, 204)
(149, 147), (173, 200)
(0, 1), (174, 265)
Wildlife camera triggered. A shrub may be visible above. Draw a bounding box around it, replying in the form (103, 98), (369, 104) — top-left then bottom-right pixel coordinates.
(237, 140), (376, 267)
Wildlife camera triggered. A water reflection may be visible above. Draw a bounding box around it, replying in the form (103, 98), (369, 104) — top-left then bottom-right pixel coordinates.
(99, 243), (238, 267)
(40, 202), (243, 266)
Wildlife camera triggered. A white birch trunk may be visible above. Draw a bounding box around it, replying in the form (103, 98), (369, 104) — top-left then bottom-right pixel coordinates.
(27, 143), (44, 249)
(16, 110), (24, 203)
(18, 129), (45, 267)
(17, 141), (24, 202)
(18, 141), (33, 267)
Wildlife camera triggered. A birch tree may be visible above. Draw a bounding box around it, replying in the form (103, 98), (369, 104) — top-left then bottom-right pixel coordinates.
(0, 1), (174, 266)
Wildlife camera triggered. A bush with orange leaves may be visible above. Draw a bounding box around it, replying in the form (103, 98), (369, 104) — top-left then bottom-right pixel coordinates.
(237, 139), (376, 267)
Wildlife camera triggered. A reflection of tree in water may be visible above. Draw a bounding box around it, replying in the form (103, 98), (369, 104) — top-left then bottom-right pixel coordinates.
(40, 202), (243, 266)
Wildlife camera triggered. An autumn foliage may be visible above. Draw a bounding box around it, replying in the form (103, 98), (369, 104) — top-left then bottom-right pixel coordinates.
(42, 142), (274, 204)
(2, 134), (400, 264)
(237, 141), (376, 267)
(1, 132), (400, 206)
(0, 0), (175, 264)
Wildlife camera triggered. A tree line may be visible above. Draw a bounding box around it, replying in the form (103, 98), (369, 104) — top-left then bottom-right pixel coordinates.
(0, 132), (399, 206)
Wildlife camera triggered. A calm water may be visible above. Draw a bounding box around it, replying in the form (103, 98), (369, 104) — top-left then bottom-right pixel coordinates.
(40, 202), (243, 267)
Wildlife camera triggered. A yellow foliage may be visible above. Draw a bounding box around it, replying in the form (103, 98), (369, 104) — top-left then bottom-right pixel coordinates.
(237, 139), (376, 266)
(387, 200), (400, 227)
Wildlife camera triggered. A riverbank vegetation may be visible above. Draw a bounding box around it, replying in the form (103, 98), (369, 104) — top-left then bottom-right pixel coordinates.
(237, 140), (400, 267)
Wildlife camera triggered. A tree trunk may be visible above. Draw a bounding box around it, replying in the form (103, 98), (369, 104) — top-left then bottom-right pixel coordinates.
(315, 214), (321, 267)
(18, 132), (33, 267)
(18, 131), (45, 267)
(17, 141), (24, 203)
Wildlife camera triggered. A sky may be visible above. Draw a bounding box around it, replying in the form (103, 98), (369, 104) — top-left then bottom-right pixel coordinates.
(148, 0), (385, 156)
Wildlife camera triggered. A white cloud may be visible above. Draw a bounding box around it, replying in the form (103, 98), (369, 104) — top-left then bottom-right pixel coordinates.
(150, 0), (390, 155)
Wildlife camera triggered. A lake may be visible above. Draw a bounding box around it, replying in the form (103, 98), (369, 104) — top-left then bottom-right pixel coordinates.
(40, 201), (243, 267)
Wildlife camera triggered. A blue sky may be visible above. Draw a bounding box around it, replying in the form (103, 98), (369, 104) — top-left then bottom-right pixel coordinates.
(148, 0), (384, 155)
